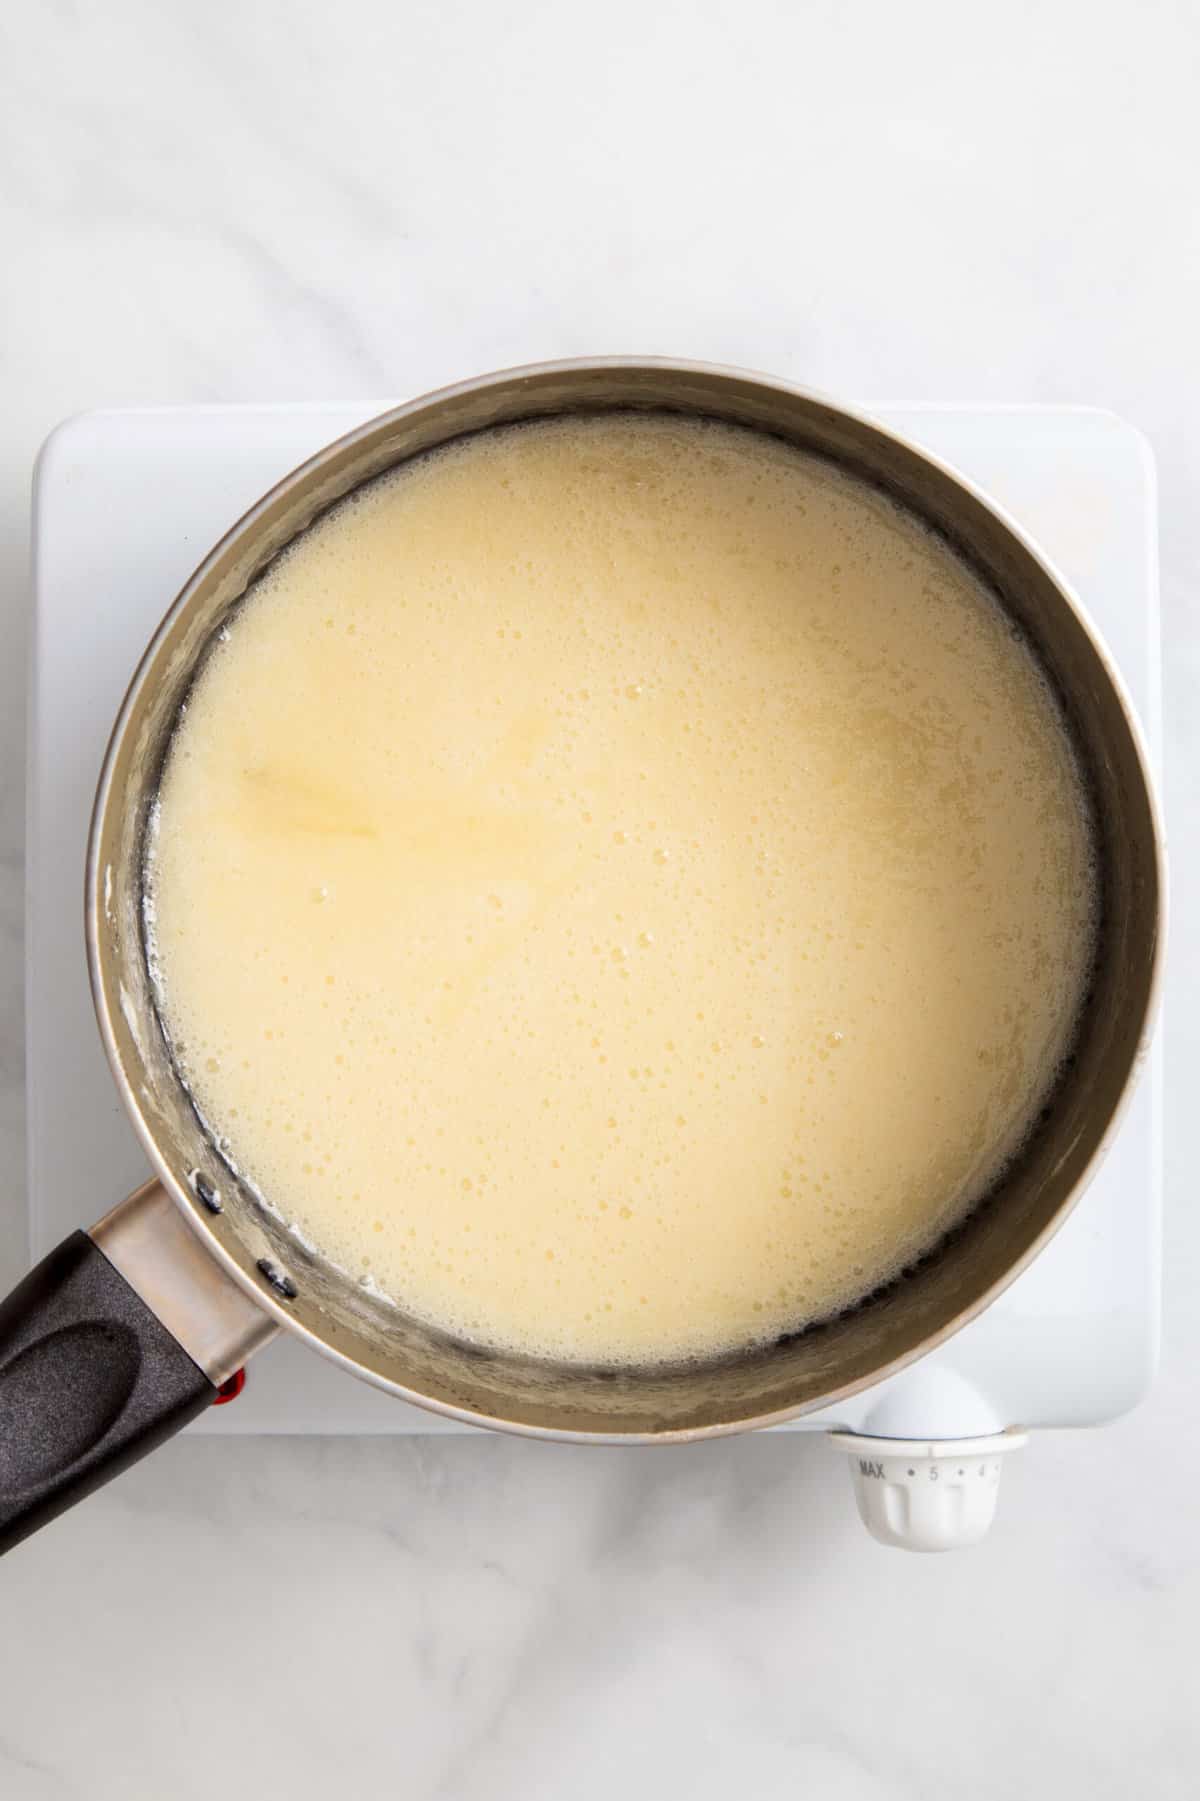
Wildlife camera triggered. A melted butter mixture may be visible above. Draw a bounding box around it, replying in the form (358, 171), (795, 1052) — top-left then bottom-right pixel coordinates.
(149, 415), (1096, 1365)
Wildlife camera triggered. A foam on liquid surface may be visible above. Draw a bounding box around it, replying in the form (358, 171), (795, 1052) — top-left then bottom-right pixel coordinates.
(149, 415), (1096, 1365)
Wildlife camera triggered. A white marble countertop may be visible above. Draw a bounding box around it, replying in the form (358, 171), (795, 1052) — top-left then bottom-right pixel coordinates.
(1, 4), (1197, 1796)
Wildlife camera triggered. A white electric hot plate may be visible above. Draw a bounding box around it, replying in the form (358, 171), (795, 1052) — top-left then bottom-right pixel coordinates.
(27, 402), (1162, 1545)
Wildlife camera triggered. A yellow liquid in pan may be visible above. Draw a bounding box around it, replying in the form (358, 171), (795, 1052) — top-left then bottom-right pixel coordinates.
(149, 415), (1096, 1366)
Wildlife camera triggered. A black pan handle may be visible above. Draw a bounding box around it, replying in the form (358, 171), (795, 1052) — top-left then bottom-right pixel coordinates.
(0, 1182), (277, 1556)
(0, 1231), (214, 1553)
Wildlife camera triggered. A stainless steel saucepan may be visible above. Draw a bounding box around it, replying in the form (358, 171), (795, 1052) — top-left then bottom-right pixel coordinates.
(0, 360), (1164, 1554)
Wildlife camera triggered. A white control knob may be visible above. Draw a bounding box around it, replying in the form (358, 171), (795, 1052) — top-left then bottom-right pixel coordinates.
(829, 1430), (1028, 1551)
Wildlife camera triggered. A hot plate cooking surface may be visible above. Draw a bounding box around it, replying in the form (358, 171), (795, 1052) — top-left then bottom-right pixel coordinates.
(28, 402), (1161, 1434)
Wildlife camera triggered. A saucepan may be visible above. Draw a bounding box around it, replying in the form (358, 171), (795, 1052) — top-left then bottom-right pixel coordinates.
(0, 359), (1164, 1555)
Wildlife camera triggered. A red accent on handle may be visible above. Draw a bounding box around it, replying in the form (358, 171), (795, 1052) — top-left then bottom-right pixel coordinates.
(212, 1368), (246, 1405)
